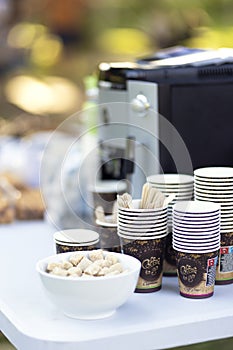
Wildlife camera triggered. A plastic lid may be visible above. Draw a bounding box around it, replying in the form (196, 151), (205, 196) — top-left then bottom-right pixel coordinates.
(54, 229), (99, 244)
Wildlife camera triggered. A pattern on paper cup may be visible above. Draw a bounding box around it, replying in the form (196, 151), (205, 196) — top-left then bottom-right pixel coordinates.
(120, 237), (166, 293)
(206, 256), (218, 286)
(178, 258), (203, 288)
(56, 242), (98, 254)
(176, 251), (218, 298)
(216, 232), (233, 284)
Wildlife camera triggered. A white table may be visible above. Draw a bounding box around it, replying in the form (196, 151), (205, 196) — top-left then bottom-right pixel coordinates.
(0, 221), (233, 350)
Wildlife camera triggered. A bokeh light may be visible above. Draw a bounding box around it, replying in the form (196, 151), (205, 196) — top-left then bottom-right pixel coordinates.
(30, 34), (63, 67)
(187, 26), (233, 48)
(5, 75), (81, 115)
(96, 28), (152, 56)
(7, 22), (63, 67)
(7, 22), (47, 49)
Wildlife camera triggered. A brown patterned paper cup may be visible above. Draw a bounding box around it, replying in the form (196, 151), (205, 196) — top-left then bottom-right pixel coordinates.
(163, 228), (177, 277)
(54, 229), (100, 254)
(215, 231), (233, 285)
(55, 241), (99, 254)
(176, 250), (219, 299)
(119, 234), (166, 293)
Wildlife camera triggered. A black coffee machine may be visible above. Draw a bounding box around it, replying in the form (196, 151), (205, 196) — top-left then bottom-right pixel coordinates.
(98, 48), (233, 197)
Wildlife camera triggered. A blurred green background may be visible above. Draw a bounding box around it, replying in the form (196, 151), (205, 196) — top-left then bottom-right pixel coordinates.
(1, 0), (233, 136)
(0, 0), (233, 348)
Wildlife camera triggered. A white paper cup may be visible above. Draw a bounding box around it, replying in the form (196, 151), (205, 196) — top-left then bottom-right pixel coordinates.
(151, 185), (193, 191)
(173, 243), (220, 253)
(194, 175), (233, 186)
(220, 225), (233, 231)
(194, 167), (233, 179)
(221, 219), (233, 224)
(173, 224), (221, 231)
(118, 210), (167, 218)
(221, 223), (233, 229)
(195, 194), (233, 203)
(173, 239), (220, 247)
(173, 239), (220, 248)
(194, 195), (233, 202)
(172, 223), (220, 232)
(150, 187), (193, 196)
(173, 219), (220, 228)
(118, 224), (168, 234)
(118, 210), (167, 219)
(220, 228), (233, 234)
(194, 182), (233, 190)
(147, 174), (193, 185)
(118, 220), (167, 229)
(173, 232), (220, 241)
(220, 209), (233, 215)
(173, 229), (220, 237)
(194, 187), (233, 195)
(173, 200), (221, 214)
(118, 215), (167, 224)
(118, 229), (168, 239)
(118, 224), (167, 233)
(172, 217), (220, 226)
(195, 189), (233, 196)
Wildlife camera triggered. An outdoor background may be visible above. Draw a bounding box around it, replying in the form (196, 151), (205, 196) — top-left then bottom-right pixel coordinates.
(0, 0), (233, 349)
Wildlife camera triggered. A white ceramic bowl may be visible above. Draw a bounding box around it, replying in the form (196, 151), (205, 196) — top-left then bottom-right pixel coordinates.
(36, 251), (141, 320)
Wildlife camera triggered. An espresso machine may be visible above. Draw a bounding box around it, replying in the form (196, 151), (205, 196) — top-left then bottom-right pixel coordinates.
(97, 48), (233, 197)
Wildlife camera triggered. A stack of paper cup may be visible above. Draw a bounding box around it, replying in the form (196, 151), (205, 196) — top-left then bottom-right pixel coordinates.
(172, 200), (220, 299)
(118, 199), (168, 293)
(194, 167), (233, 284)
(147, 174), (194, 225)
(147, 174), (194, 276)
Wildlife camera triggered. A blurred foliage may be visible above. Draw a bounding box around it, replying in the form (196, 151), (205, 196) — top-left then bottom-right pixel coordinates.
(7, 0), (227, 57)
(1, 0), (233, 131)
(186, 26), (233, 48)
(81, 0), (233, 51)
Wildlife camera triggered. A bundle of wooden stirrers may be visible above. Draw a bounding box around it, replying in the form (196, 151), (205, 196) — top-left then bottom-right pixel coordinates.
(95, 183), (176, 220)
(117, 183), (175, 209)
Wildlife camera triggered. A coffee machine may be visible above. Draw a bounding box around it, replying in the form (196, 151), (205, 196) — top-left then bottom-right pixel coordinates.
(97, 48), (233, 197)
